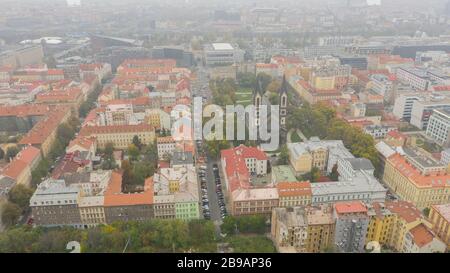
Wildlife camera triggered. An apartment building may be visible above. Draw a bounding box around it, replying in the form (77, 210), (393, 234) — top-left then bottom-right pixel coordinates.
(98, 104), (134, 126)
(403, 223), (446, 253)
(157, 136), (176, 159)
(220, 145), (277, 216)
(305, 205), (335, 253)
(30, 179), (83, 228)
(333, 201), (370, 253)
(287, 137), (354, 175)
(152, 165), (200, 220)
(383, 148), (450, 209)
(104, 172), (154, 223)
(18, 106), (72, 157)
(271, 207), (309, 253)
(203, 43), (244, 66)
(363, 124), (397, 139)
(428, 204), (450, 249)
(276, 182), (312, 207)
(79, 123), (155, 149)
(426, 108), (450, 147)
(410, 100), (450, 130)
(292, 79), (342, 105)
(396, 67), (431, 90)
(393, 92), (424, 121)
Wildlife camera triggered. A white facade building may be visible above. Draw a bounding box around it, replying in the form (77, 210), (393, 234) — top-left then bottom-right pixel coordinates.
(426, 108), (450, 147)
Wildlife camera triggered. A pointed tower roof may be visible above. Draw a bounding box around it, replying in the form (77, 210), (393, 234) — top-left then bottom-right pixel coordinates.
(279, 75), (288, 95)
(254, 77), (265, 97)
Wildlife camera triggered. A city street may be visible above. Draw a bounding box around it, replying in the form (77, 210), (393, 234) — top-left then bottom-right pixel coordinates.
(205, 158), (222, 222)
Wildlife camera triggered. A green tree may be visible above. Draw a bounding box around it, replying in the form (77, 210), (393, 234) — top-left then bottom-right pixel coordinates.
(8, 184), (34, 212)
(128, 144), (140, 162)
(277, 145), (289, 165)
(267, 79), (281, 93)
(205, 139), (230, 158)
(301, 167), (321, 182)
(423, 207), (430, 217)
(5, 146), (19, 162)
(1, 202), (22, 227)
(256, 72), (272, 91)
(330, 164), (339, 181)
(143, 143), (158, 163)
(31, 159), (50, 187)
(121, 160), (134, 191)
(57, 123), (76, 146)
(237, 72), (256, 88)
(132, 135), (143, 150)
(104, 142), (115, 158)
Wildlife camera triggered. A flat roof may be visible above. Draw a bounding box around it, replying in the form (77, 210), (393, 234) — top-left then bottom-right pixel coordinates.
(212, 43), (234, 51)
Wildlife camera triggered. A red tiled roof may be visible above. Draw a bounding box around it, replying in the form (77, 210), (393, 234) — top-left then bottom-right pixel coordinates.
(51, 151), (90, 179)
(0, 104), (51, 117)
(385, 200), (422, 223)
(14, 146), (41, 165)
(104, 171), (154, 206)
(19, 106), (70, 145)
(79, 123), (153, 136)
(334, 201), (367, 214)
(409, 224), (434, 247)
(276, 181), (311, 197)
(67, 136), (96, 151)
(386, 130), (406, 139)
(2, 159), (28, 180)
(387, 154), (450, 188)
(221, 145), (268, 193)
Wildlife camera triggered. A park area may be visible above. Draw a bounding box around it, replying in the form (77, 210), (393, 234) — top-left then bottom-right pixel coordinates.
(235, 88), (253, 106)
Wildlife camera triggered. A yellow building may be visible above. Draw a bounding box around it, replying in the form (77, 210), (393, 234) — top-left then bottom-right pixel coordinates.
(311, 148), (328, 172)
(312, 76), (335, 90)
(79, 124), (155, 149)
(79, 197), (106, 228)
(383, 153), (450, 209)
(305, 205), (335, 253)
(276, 182), (312, 207)
(287, 141), (330, 175)
(366, 202), (396, 246)
(428, 204), (450, 249)
(366, 201), (430, 252)
(169, 179), (180, 193)
(288, 150), (312, 174)
(271, 207), (309, 253)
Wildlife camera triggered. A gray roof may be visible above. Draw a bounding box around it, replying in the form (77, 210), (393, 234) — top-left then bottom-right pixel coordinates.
(171, 151), (194, 166)
(346, 158), (374, 171)
(0, 176), (15, 196)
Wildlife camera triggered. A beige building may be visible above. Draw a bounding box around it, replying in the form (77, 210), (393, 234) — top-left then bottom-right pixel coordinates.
(79, 124), (155, 149)
(276, 181), (312, 207)
(271, 207), (309, 253)
(383, 151), (450, 209)
(428, 204), (450, 249)
(305, 205), (335, 253)
(79, 196), (106, 228)
(403, 223), (446, 253)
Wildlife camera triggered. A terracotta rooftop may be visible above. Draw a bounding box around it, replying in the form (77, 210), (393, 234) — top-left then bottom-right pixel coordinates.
(385, 200), (422, 223)
(79, 123), (153, 136)
(19, 106), (70, 145)
(387, 153), (450, 188)
(67, 136), (96, 151)
(14, 146), (41, 165)
(2, 159), (28, 180)
(104, 171), (154, 206)
(409, 224), (434, 248)
(276, 181), (312, 197)
(334, 201), (368, 214)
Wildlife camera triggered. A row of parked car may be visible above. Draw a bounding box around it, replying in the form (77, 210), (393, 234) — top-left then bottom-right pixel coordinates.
(199, 165), (210, 220)
(213, 164), (227, 219)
